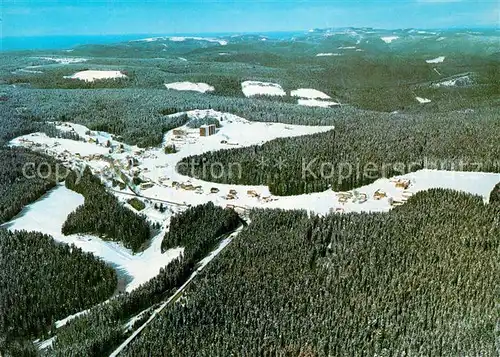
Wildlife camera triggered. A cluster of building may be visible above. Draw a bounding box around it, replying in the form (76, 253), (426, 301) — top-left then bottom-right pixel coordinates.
(336, 179), (413, 206)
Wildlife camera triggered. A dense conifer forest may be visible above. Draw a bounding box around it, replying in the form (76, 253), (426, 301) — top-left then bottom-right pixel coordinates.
(122, 189), (499, 356)
(0, 148), (63, 224)
(162, 201), (240, 253)
(63, 167), (151, 252)
(0, 28), (498, 356)
(490, 182), (500, 204)
(0, 230), (116, 352)
(48, 202), (242, 356)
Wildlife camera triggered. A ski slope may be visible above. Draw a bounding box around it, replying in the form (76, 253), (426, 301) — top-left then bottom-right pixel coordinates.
(2, 185), (182, 292)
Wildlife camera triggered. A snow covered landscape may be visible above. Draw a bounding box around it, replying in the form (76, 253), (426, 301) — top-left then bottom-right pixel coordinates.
(426, 56), (445, 64)
(5, 107), (499, 324)
(164, 81), (215, 93)
(1, 17), (499, 355)
(433, 74), (473, 87)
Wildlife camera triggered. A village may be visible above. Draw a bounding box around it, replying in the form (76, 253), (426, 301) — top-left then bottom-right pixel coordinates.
(11, 109), (498, 224)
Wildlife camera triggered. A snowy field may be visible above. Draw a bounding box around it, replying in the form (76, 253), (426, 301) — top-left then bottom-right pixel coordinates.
(291, 88), (331, 99)
(426, 56), (445, 64)
(165, 81), (215, 93)
(1, 185), (182, 292)
(433, 75), (472, 88)
(416, 96), (431, 104)
(381, 36), (399, 43)
(290, 89), (339, 107)
(64, 70), (127, 82)
(10, 109), (499, 224)
(241, 81), (286, 97)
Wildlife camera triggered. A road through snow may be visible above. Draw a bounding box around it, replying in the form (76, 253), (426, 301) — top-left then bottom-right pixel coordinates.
(108, 224), (245, 357)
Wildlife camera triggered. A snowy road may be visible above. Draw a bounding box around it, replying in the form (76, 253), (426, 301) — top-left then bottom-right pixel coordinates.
(108, 223), (246, 357)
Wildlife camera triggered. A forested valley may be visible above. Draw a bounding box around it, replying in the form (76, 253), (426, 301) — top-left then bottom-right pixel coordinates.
(63, 167), (151, 252)
(47, 202), (242, 356)
(123, 188), (499, 356)
(0, 229), (117, 355)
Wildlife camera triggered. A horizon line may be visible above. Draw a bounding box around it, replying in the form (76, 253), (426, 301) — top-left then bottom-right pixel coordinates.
(2, 25), (499, 40)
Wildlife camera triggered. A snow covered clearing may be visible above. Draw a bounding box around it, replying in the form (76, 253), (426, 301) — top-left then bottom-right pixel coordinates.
(381, 36), (399, 43)
(263, 170), (500, 216)
(291, 88), (331, 99)
(241, 81), (286, 97)
(297, 99), (340, 107)
(63, 70), (127, 82)
(38, 57), (88, 64)
(164, 81), (215, 93)
(169, 36), (228, 46)
(426, 56), (445, 64)
(291, 88), (338, 108)
(416, 97), (431, 104)
(1, 185), (183, 293)
(316, 53), (342, 57)
(433, 75), (473, 88)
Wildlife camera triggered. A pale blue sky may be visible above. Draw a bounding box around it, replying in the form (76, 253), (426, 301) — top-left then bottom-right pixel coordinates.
(1, 0), (499, 38)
